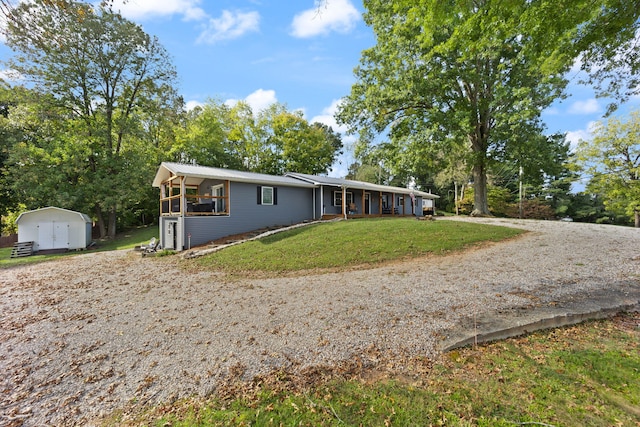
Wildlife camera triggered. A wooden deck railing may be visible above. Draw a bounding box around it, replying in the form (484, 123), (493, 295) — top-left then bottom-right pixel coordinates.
(160, 194), (229, 216)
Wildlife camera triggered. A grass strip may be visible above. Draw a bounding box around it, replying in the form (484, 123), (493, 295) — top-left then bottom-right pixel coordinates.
(0, 225), (157, 268)
(106, 312), (640, 427)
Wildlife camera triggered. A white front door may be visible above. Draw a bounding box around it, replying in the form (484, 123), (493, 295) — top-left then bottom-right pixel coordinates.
(165, 220), (177, 250)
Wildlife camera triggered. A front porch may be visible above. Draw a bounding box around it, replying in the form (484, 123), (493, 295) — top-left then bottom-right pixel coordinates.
(159, 175), (230, 217)
(321, 209), (413, 220)
(320, 186), (420, 219)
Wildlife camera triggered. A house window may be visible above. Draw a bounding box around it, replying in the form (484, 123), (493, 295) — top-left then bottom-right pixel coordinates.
(333, 191), (353, 207)
(257, 186), (277, 205)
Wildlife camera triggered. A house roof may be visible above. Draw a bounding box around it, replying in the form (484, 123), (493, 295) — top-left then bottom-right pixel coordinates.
(152, 162), (317, 189)
(16, 206), (92, 224)
(285, 172), (440, 199)
(153, 163), (440, 199)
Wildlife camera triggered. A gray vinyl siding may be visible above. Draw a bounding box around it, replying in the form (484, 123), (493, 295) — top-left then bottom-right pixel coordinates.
(182, 182), (314, 249)
(324, 187), (342, 215)
(367, 192), (381, 214)
(415, 196), (424, 217)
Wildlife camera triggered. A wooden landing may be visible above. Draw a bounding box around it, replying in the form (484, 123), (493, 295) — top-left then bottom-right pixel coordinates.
(11, 241), (34, 258)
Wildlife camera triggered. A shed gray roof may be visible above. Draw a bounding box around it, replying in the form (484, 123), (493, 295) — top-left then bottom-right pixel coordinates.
(285, 172), (440, 199)
(16, 206), (92, 224)
(152, 162), (317, 188)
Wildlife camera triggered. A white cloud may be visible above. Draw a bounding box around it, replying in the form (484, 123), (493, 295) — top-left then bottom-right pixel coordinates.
(109, 0), (207, 21)
(311, 99), (358, 178)
(225, 89), (277, 113)
(568, 98), (601, 115)
(565, 129), (590, 151)
(290, 0), (360, 38)
(310, 99), (349, 135)
(0, 69), (23, 82)
(245, 89), (277, 112)
(185, 99), (204, 111)
(565, 121), (598, 152)
(327, 153), (352, 178)
(197, 10), (260, 45)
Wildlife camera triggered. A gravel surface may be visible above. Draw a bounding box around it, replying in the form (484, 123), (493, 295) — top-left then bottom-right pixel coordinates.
(1, 217), (639, 426)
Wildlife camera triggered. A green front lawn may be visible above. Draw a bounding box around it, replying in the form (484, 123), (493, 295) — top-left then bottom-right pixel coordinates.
(193, 218), (524, 275)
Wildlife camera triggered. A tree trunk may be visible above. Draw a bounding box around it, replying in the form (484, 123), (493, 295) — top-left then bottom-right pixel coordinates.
(468, 115), (492, 216)
(94, 206), (107, 238)
(108, 206), (117, 239)
(635, 209), (639, 228)
(471, 161), (490, 216)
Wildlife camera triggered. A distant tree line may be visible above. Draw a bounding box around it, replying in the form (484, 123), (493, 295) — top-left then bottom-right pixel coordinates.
(337, 0), (640, 226)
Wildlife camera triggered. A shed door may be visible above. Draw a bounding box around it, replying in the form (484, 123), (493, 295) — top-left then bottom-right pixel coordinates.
(38, 222), (69, 250)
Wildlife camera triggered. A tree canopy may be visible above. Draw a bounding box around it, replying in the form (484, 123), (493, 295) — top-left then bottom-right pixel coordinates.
(337, 0), (640, 216)
(3, 0), (181, 237)
(576, 111), (640, 227)
(174, 100), (343, 176)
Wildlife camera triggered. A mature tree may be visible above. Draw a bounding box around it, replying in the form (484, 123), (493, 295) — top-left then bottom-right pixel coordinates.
(337, 0), (640, 216)
(258, 103), (343, 175)
(0, 83), (23, 226)
(347, 140), (394, 184)
(3, 0), (180, 237)
(174, 101), (243, 169)
(576, 111), (640, 227)
(176, 100), (343, 176)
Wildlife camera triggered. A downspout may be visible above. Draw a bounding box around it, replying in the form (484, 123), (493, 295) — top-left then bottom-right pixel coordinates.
(180, 176), (186, 251)
(320, 185), (324, 218)
(312, 187), (316, 220)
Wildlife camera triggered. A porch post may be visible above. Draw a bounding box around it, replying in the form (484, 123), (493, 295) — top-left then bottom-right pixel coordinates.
(160, 183), (166, 215)
(320, 185), (324, 217)
(392, 192), (396, 215)
(180, 176), (186, 217)
(411, 192), (415, 215)
(342, 186), (347, 219)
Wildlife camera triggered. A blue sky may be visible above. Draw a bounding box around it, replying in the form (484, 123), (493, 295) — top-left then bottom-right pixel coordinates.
(2, 0), (639, 180)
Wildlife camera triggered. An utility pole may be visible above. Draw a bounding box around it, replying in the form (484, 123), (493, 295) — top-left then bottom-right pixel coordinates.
(518, 165), (523, 219)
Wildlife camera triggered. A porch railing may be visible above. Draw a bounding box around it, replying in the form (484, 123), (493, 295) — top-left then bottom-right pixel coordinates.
(160, 194), (229, 216)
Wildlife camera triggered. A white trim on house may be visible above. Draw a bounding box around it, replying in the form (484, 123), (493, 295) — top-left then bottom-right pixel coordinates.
(261, 186), (274, 205)
(333, 190), (353, 207)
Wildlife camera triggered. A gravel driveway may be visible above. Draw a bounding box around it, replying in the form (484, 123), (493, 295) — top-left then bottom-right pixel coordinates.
(1, 217), (639, 426)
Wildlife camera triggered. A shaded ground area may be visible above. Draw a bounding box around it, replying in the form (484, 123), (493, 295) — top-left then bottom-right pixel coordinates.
(1, 217), (639, 426)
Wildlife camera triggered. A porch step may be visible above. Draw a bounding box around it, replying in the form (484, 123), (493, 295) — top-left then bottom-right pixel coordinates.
(10, 241), (34, 258)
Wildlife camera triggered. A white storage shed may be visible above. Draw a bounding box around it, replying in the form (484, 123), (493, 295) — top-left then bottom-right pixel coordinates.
(16, 207), (93, 251)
